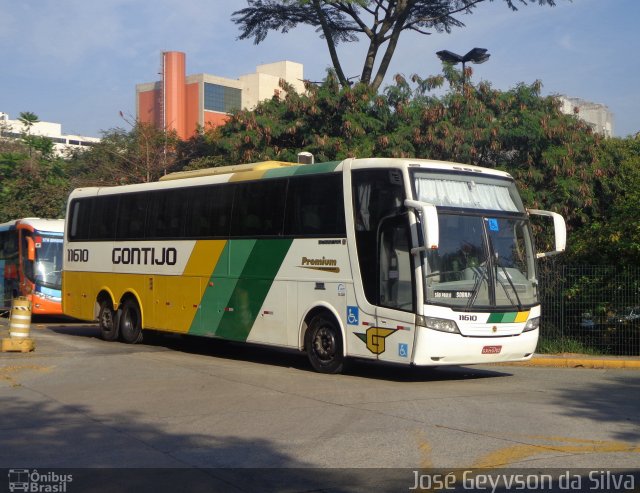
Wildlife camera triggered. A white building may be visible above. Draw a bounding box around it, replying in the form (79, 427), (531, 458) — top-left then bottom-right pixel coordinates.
(557, 96), (614, 138)
(0, 112), (100, 156)
(239, 61), (305, 110)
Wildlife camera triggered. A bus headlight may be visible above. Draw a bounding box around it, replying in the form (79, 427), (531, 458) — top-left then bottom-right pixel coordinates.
(523, 317), (540, 332)
(417, 316), (460, 334)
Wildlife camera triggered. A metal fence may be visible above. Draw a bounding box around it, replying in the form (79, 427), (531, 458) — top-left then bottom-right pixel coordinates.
(538, 262), (640, 356)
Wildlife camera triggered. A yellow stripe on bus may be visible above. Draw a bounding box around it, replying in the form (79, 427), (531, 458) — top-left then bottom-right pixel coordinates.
(183, 240), (227, 276)
(228, 170), (269, 182)
(64, 241), (228, 334)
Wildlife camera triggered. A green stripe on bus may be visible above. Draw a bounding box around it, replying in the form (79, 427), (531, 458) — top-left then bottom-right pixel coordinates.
(293, 161), (341, 175)
(263, 161), (341, 179)
(206, 239), (293, 341)
(190, 240), (254, 337)
(262, 167), (300, 179)
(487, 312), (518, 323)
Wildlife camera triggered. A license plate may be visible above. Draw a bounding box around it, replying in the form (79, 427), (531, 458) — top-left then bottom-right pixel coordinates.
(482, 345), (502, 354)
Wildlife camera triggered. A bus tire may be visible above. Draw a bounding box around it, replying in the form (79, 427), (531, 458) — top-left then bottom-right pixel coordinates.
(119, 298), (143, 344)
(305, 314), (345, 374)
(98, 299), (119, 342)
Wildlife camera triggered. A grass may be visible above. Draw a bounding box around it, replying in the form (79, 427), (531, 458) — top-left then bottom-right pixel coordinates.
(537, 335), (602, 355)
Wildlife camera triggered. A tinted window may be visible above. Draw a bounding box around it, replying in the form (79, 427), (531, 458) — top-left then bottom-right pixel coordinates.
(116, 194), (147, 240)
(231, 180), (286, 237)
(352, 169), (405, 304)
(147, 190), (188, 238)
(285, 174), (345, 236)
(90, 196), (118, 240)
(68, 199), (92, 241)
(185, 185), (234, 237)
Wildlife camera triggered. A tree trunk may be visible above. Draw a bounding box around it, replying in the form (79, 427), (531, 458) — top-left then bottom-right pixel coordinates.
(313, 0), (349, 87)
(371, 1), (411, 92)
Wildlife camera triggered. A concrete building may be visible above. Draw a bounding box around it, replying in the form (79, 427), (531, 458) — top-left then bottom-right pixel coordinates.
(557, 95), (614, 138)
(0, 112), (100, 156)
(136, 51), (305, 140)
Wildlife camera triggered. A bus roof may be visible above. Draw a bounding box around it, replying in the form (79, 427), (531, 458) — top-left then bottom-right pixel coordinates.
(349, 157), (513, 179)
(18, 218), (65, 233)
(159, 160), (299, 181)
(67, 158), (514, 201)
(159, 158), (513, 181)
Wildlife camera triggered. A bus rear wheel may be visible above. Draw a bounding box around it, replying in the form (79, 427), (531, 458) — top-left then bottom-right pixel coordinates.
(98, 299), (119, 342)
(306, 314), (345, 374)
(119, 298), (143, 344)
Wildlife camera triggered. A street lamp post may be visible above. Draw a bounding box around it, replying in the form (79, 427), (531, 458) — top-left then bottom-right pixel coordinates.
(436, 47), (490, 90)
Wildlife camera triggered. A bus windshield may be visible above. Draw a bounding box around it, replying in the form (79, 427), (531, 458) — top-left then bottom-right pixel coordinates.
(34, 233), (63, 290)
(412, 171), (537, 310)
(423, 214), (538, 309)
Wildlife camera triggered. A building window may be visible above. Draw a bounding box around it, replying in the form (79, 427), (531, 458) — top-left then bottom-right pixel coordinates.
(204, 83), (241, 113)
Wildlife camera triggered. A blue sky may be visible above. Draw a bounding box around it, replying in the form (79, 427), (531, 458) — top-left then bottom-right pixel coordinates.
(2, 0), (638, 138)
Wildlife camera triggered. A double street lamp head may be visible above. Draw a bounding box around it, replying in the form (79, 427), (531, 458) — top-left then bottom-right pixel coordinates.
(436, 47), (490, 65)
(436, 48), (490, 90)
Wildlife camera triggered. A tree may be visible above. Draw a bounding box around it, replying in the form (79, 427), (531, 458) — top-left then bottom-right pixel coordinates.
(232, 0), (556, 91)
(0, 133), (69, 222)
(387, 67), (602, 231)
(570, 135), (640, 264)
(17, 111), (42, 157)
(197, 68), (600, 237)
(18, 111), (39, 134)
(67, 120), (180, 186)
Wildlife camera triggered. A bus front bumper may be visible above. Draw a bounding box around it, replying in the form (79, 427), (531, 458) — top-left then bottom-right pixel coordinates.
(412, 327), (539, 366)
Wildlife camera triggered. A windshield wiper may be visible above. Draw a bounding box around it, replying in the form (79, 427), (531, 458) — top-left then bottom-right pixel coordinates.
(486, 233), (523, 311)
(465, 266), (488, 311)
(495, 262), (523, 311)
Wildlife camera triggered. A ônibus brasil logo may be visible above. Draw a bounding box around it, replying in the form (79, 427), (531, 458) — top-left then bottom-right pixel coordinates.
(8, 469), (73, 492)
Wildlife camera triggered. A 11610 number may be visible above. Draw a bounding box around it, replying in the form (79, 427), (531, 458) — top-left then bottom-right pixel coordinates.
(67, 248), (89, 262)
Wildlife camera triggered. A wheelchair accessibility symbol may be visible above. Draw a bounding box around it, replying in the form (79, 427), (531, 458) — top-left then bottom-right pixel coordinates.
(347, 306), (359, 325)
(398, 343), (409, 358)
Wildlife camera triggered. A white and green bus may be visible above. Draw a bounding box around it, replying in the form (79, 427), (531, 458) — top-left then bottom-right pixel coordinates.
(63, 157), (565, 373)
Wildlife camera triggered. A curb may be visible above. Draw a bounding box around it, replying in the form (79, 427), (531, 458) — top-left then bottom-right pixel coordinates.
(498, 356), (640, 369)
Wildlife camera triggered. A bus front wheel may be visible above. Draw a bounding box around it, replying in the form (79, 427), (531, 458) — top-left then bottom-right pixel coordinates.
(119, 298), (143, 344)
(305, 314), (345, 374)
(98, 299), (119, 342)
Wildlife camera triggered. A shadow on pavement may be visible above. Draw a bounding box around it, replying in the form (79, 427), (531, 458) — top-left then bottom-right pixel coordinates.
(0, 396), (411, 492)
(552, 372), (640, 442)
(47, 323), (511, 383)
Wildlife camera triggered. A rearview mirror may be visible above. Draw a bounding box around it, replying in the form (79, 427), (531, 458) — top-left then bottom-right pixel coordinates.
(528, 209), (567, 258)
(26, 236), (36, 262)
(404, 199), (439, 252)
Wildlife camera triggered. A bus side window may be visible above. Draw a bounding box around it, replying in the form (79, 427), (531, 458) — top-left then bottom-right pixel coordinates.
(231, 180), (286, 237)
(69, 199), (91, 241)
(284, 174), (345, 236)
(378, 216), (414, 311)
(352, 169), (405, 305)
(185, 185), (233, 238)
(117, 194), (148, 240)
(147, 190), (187, 238)
(90, 196), (118, 240)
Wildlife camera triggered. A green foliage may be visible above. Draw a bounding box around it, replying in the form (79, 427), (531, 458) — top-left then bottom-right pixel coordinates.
(0, 137), (69, 222)
(537, 334), (601, 355)
(17, 111), (39, 131)
(210, 74), (389, 163)
(200, 68), (601, 236)
(570, 135), (640, 264)
(67, 122), (181, 186)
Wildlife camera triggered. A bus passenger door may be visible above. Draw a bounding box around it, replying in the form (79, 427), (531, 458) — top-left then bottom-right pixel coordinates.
(374, 215), (416, 363)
